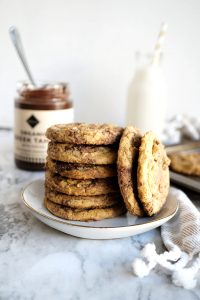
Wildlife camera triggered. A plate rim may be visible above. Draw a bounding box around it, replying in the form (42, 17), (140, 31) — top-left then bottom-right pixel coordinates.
(21, 179), (179, 230)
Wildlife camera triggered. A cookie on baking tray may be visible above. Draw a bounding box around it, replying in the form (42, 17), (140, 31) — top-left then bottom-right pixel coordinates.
(137, 131), (170, 216)
(46, 123), (123, 145)
(169, 152), (200, 176)
(117, 126), (144, 216)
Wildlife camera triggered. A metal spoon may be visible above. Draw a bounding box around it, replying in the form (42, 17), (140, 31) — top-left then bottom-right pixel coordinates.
(9, 26), (36, 86)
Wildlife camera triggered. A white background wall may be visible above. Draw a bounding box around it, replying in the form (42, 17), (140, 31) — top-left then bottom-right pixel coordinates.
(1, 0), (200, 127)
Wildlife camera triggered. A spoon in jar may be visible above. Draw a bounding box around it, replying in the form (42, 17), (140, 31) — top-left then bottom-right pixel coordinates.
(9, 26), (36, 86)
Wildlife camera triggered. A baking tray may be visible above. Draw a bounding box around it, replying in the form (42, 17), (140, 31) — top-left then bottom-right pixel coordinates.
(166, 142), (200, 193)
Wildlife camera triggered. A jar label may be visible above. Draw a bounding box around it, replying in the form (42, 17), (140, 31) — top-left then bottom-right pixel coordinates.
(14, 108), (74, 163)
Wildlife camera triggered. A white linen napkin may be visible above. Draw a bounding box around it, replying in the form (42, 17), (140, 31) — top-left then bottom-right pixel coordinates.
(132, 188), (200, 289)
(162, 114), (200, 144)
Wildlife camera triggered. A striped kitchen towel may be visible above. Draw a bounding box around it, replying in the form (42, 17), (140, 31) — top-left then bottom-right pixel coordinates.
(132, 188), (200, 289)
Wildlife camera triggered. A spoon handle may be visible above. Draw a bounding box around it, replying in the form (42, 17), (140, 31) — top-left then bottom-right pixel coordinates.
(9, 26), (36, 86)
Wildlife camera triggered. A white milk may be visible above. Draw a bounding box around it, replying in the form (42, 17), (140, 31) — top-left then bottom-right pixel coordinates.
(126, 61), (167, 138)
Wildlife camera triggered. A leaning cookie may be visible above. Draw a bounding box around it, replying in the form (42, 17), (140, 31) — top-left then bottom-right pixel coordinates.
(45, 171), (119, 196)
(137, 131), (170, 216)
(44, 198), (126, 221)
(47, 142), (118, 165)
(45, 188), (122, 209)
(117, 126), (144, 216)
(46, 157), (116, 179)
(46, 123), (123, 145)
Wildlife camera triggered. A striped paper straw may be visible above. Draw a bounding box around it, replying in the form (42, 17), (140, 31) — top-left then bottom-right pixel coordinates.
(151, 22), (168, 65)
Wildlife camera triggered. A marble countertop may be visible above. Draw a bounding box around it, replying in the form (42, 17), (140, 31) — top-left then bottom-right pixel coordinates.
(1, 129), (200, 300)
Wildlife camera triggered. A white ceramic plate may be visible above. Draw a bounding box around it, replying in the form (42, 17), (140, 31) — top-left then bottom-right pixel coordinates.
(22, 180), (178, 239)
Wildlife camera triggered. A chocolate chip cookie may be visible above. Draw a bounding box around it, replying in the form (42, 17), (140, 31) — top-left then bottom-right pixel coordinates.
(46, 157), (116, 179)
(117, 126), (144, 216)
(46, 123), (123, 145)
(45, 171), (119, 196)
(48, 142), (117, 165)
(45, 197), (126, 221)
(137, 132), (170, 216)
(46, 188), (122, 209)
(169, 152), (200, 176)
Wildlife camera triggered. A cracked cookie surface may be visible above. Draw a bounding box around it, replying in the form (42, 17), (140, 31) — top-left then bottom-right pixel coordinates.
(46, 123), (123, 145)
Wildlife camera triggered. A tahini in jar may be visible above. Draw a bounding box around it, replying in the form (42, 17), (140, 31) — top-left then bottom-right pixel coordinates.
(14, 82), (73, 171)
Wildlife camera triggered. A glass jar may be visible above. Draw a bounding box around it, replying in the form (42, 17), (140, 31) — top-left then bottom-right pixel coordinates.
(14, 81), (74, 171)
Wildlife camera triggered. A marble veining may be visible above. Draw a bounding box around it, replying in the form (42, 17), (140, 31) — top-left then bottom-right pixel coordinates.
(0, 130), (200, 300)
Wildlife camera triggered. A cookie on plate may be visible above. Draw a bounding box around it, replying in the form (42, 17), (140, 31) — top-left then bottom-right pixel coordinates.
(117, 126), (144, 216)
(45, 171), (119, 196)
(137, 131), (170, 216)
(45, 188), (122, 209)
(47, 142), (118, 165)
(46, 157), (116, 179)
(46, 123), (123, 145)
(169, 152), (200, 176)
(45, 197), (126, 221)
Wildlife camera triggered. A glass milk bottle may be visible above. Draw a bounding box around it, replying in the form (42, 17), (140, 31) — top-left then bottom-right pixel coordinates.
(126, 53), (167, 138)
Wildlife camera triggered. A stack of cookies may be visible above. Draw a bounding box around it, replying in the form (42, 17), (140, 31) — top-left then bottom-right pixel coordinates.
(45, 123), (126, 221)
(44, 123), (171, 221)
